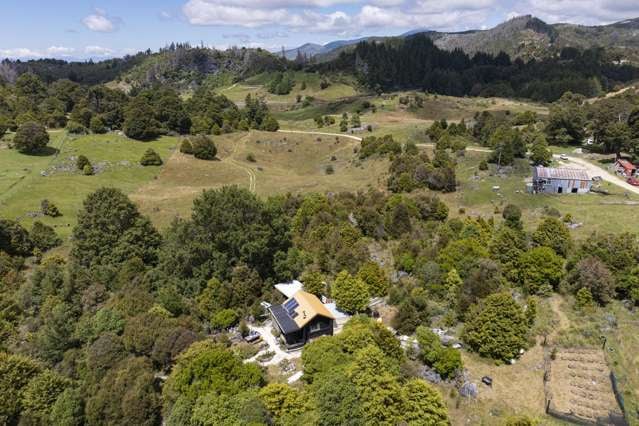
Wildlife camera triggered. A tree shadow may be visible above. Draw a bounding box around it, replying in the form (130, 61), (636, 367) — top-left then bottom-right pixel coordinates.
(28, 146), (59, 157)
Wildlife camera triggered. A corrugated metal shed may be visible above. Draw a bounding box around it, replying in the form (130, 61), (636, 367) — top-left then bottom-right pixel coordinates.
(534, 167), (589, 181)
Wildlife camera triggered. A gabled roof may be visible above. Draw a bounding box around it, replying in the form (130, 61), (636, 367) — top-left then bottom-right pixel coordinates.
(535, 166), (589, 181)
(269, 304), (300, 334)
(616, 159), (636, 171)
(269, 290), (335, 334)
(291, 290), (335, 328)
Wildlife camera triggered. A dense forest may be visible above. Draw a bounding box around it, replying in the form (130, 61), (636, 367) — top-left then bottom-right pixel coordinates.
(2, 172), (639, 423)
(0, 44), (286, 89)
(0, 72), (279, 144)
(319, 35), (639, 102)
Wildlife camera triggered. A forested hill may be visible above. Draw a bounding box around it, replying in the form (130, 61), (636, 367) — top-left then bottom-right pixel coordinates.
(308, 15), (639, 64)
(0, 45), (286, 89)
(319, 35), (639, 102)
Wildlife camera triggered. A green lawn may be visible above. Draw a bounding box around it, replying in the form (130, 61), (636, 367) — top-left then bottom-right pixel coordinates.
(220, 71), (359, 106)
(0, 132), (178, 239)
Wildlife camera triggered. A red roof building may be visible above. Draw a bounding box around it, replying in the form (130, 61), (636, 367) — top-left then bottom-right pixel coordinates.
(615, 159), (636, 177)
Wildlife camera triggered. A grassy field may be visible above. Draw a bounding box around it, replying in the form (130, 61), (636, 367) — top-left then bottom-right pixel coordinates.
(132, 130), (388, 228)
(0, 132), (178, 239)
(276, 92), (549, 144)
(428, 149), (639, 237)
(219, 71), (359, 106)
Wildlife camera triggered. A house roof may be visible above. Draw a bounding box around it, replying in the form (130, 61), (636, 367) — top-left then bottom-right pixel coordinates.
(616, 159), (636, 171)
(274, 280), (303, 299)
(269, 304), (300, 334)
(269, 290), (335, 334)
(291, 291), (335, 328)
(535, 167), (590, 181)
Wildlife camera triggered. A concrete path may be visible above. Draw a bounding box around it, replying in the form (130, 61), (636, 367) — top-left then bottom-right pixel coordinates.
(245, 322), (301, 367)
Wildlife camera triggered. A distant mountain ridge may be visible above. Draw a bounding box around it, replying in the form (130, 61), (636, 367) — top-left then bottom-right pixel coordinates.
(287, 15), (639, 63)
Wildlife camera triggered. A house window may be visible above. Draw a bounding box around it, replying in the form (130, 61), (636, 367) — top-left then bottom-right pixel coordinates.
(571, 188), (578, 193)
(310, 319), (328, 332)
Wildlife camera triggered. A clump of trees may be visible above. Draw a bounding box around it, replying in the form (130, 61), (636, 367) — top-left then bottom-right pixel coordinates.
(415, 326), (463, 378)
(387, 148), (457, 193)
(267, 72), (295, 95)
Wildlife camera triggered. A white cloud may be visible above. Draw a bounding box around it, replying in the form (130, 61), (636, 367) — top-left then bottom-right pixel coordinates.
(83, 9), (118, 32)
(0, 48), (42, 59)
(182, 0), (496, 33)
(85, 45), (114, 56)
(518, 0), (639, 25)
(46, 46), (75, 57)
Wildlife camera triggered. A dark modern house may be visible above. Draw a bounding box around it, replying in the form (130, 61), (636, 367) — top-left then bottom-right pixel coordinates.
(268, 290), (335, 350)
(531, 166), (592, 194)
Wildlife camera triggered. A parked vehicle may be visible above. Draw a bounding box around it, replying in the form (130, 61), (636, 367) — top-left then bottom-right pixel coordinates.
(559, 154), (568, 160)
(481, 376), (493, 386)
(627, 177), (639, 186)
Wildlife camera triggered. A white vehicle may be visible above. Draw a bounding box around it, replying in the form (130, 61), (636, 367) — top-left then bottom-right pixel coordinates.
(559, 154), (569, 160)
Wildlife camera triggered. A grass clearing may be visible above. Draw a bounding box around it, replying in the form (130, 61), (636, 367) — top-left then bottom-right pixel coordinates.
(429, 150), (639, 237)
(221, 71), (359, 106)
(0, 132), (178, 239)
(132, 130), (388, 228)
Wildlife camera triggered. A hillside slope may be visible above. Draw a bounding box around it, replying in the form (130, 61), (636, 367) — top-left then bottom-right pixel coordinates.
(310, 15), (639, 63)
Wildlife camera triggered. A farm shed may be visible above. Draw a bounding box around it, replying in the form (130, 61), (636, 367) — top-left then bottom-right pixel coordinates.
(614, 159), (636, 177)
(268, 290), (335, 350)
(532, 167), (592, 194)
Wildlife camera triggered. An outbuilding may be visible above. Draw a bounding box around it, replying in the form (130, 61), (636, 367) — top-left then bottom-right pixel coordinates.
(615, 159), (636, 178)
(531, 167), (592, 194)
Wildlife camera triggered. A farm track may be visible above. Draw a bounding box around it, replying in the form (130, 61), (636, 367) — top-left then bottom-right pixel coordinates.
(224, 134), (257, 193)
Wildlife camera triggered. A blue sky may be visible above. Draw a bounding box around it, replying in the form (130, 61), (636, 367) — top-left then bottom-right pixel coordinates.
(2, 0), (639, 60)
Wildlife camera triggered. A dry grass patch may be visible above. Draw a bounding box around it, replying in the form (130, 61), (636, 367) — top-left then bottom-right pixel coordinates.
(133, 131), (388, 229)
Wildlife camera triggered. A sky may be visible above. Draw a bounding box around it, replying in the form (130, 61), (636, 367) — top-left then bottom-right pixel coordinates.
(1, 0), (639, 60)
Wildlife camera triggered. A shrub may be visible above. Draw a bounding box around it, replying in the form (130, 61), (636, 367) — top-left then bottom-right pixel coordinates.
(246, 153), (256, 162)
(0, 116), (9, 139)
(66, 121), (88, 135)
(13, 122), (49, 154)
(462, 292), (530, 362)
(179, 139), (193, 154)
(325, 165), (334, 175)
(83, 164), (94, 176)
(90, 116), (107, 134)
(140, 149), (163, 166)
(332, 271), (369, 314)
(479, 159), (488, 170)
(31, 221), (62, 251)
(76, 155), (90, 171)
(40, 200), (61, 217)
(262, 115), (280, 132)
(415, 326), (462, 379)
(211, 309), (239, 330)
(190, 135), (217, 160)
